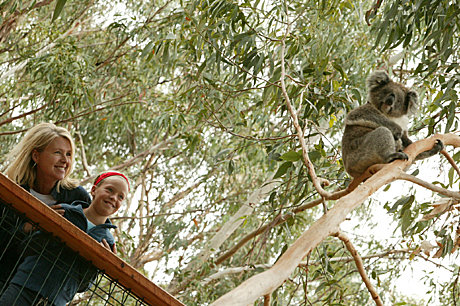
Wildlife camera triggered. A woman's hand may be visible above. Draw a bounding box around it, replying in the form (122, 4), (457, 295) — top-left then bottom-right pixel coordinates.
(50, 204), (65, 216)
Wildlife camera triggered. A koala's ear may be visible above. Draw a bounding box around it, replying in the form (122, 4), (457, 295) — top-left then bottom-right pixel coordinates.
(367, 70), (390, 90)
(406, 90), (418, 114)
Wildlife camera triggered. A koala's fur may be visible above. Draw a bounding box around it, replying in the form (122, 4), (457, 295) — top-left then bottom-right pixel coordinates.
(341, 70), (443, 178)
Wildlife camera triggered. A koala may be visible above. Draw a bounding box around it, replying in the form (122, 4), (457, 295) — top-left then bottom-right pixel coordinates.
(341, 70), (443, 178)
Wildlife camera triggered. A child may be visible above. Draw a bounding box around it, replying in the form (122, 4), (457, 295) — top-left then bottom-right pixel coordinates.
(0, 171), (129, 306)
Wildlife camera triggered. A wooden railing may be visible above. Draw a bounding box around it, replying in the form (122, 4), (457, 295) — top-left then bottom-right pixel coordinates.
(0, 172), (183, 306)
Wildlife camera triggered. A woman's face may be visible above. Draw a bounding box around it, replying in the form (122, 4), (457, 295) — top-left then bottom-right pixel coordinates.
(33, 136), (72, 185)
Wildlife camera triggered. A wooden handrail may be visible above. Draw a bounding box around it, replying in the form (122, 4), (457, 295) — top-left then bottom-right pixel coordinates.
(0, 172), (183, 306)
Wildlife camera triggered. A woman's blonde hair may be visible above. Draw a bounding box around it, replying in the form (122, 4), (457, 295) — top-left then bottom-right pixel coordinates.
(4, 122), (78, 190)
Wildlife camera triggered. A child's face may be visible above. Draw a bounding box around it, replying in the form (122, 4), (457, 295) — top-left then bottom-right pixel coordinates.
(90, 176), (128, 218)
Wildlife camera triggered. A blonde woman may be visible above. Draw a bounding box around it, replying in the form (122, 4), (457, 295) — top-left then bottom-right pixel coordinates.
(0, 122), (91, 290)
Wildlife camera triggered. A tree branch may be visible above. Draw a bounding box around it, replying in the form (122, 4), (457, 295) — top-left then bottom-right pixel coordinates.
(365, 0), (384, 26)
(79, 135), (178, 184)
(204, 249), (414, 285)
(440, 149), (460, 177)
(397, 172), (460, 200)
(0, 103), (47, 127)
(76, 131), (91, 177)
(214, 175), (369, 266)
(332, 231), (383, 306)
(280, 34), (332, 199)
(263, 294), (271, 306)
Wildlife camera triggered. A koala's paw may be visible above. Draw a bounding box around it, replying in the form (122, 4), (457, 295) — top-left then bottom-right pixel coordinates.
(402, 136), (413, 148)
(433, 139), (444, 152)
(393, 129), (403, 141)
(414, 139), (445, 161)
(386, 152), (409, 163)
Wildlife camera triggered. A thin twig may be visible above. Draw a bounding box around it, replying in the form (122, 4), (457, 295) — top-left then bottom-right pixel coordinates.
(279, 31), (331, 198)
(263, 294), (271, 306)
(0, 103), (46, 127)
(397, 171), (460, 200)
(441, 149), (460, 177)
(332, 231), (383, 306)
(76, 131), (91, 177)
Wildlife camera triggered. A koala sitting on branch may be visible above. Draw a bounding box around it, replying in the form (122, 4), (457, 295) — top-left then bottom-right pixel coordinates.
(341, 70), (443, 178)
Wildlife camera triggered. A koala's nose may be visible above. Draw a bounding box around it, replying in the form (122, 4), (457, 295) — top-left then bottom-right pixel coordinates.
(385, 93), (395, 105)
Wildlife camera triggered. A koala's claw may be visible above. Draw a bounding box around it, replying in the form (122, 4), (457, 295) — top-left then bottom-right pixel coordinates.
(386, 152), (409, 163)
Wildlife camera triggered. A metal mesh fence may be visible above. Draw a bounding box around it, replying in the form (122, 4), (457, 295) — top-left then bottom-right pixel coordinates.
(0, 200), (149, 305)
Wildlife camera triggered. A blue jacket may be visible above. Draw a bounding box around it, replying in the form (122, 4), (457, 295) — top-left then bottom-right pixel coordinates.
(21, 184), (91, 205)
(0, 184), (91, 284)
(11, 201), (116, 306)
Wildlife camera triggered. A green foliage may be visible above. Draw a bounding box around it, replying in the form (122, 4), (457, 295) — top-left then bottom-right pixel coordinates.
(0, 0), (459, 304)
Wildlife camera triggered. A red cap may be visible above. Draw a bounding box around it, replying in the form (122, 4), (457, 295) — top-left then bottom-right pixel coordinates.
(93, 172), (130, 191)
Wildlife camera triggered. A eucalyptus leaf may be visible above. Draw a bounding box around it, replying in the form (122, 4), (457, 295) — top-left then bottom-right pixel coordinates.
(52, 0), (67, 22)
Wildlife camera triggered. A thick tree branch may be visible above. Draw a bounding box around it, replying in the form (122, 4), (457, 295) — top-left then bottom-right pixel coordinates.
(405, 134), (460, 162)
(332, 231), (383, 306)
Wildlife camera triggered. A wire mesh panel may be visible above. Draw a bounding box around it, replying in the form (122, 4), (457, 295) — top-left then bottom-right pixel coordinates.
(74, 274), (148, 305)
(0, 200), (149, 305)
(0, 200), (29, 291)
